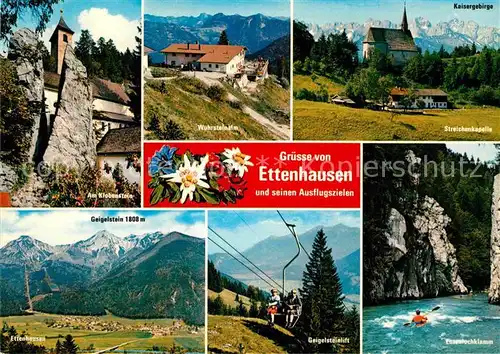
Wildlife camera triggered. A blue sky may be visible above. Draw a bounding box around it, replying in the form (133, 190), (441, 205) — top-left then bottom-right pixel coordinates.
(447, 143), (498, 163)
(1, 210), (205, 246)
(208, 210), (360, 254)
(2, 0), (141, 54)
(146, 0), (290, 17)
(295, 0), (499, 27)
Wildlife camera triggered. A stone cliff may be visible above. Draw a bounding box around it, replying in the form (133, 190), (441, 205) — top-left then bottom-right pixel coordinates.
(489, 174), (500, 304)
(368, 197), (468, 304)
(43, 45), (96, 169)
(7, 28), (46, 163)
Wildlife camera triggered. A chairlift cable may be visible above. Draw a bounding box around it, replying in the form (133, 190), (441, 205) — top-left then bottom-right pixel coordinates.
(232, 210), (258, 234)
(277, 211), (312, 259)
(208, 236), (276, 290)
(208, 226), (281, 289)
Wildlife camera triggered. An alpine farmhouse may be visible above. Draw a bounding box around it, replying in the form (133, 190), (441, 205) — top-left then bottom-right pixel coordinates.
(389, 88), (449, 109)
(161, 43), (246, 74)
(363, 4), (418, 66)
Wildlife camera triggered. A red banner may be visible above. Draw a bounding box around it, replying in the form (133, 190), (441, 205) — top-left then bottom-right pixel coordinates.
(143, 142), (360, 208)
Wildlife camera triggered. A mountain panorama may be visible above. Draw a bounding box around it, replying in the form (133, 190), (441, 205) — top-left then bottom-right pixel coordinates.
(210, 223), (361, 295)
(144, 12), (290, 62)
(307, 17), (500, 54)
(0, 231), (205, 325)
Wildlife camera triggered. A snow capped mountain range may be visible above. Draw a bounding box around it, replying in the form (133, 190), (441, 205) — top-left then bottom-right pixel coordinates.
(308, 17), (499, 54)
(0, 231), (172, 270)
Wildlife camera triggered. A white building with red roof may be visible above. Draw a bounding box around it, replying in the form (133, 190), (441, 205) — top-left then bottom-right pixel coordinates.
(161, 43), (246, 74)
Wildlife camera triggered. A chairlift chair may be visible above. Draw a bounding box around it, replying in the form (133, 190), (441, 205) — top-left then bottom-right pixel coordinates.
(267, 221), (303, 329)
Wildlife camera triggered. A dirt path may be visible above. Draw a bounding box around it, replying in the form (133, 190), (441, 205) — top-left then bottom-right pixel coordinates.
(92, 339), (140, 353)
(178, 72), (290, 140)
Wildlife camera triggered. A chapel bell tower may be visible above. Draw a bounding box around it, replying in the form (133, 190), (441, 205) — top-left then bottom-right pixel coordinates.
(49, 10), (75, 74)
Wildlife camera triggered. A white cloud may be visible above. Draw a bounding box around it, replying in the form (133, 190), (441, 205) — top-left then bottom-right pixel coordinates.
(77, 8), (139, 52)
(40, 24), (56, 52)
(0, 210), (205, 247)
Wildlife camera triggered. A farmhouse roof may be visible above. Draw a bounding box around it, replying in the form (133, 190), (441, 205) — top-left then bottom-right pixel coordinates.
(97, 127), (141, 154)
(93, 111), (136, 124)
(44, 73), (131, 105)
(161, 43), (246, 64)
(144, 45), (155, 54)
(390, 88), (448, 97)
(363, 27), (418, 52)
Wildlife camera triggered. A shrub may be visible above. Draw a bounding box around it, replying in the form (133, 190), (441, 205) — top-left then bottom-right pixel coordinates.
(472, 86), (500, 106)
(44, 163), (140, 207)
(294, 87), (329, 102)
(150, 66), (173, 78)
(293, 60), (303, 73)
(206, 85), (226, 101)
(228, 100), (243, 110)
(0, 58), (40, 166)
(179, 76), (207, 95)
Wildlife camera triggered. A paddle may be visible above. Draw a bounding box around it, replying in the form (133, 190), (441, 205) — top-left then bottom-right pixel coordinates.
(403, 306), (440, 327)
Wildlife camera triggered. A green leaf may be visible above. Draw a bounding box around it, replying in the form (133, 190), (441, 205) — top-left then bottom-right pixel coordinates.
(148, 176), (160, 189)
(170, 187), (182, 203)
(168, 182), (180, 193)
(173, 154), (183, 168)
(194, 190), (201, 203)
(209, 177), (219, 190)
(150, 184), (165, 205)
(224, 191), (236, 204)
(198, 186), (220, 205)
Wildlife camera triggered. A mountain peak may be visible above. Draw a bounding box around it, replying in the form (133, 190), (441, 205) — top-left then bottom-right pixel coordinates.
(0, 235), (55, 266)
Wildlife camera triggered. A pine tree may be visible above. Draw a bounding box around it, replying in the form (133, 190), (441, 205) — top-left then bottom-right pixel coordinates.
(208, 261), (223, 292)
(218, 30), (229, 45)
(75, 30), (97, 76)
(62, 334), (78, 354)
(296, 229), (346, 353)
(238, 300), (248, 317)
(249, 300), (259, 318)
(235, 294), (240, 302)
(212, 295), (224, 315)
(55, 339), (62, 354)
(129, 24), (142, 123)
(163, 119), (187, 140)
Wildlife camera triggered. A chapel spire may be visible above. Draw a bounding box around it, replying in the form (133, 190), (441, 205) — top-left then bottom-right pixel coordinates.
(401, 1), (409, 33)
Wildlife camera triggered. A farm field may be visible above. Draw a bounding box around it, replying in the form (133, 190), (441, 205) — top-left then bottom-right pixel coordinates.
(0, 313), (204, 352)
(293, 100), (500, 141)
(293, 74), (344, 96)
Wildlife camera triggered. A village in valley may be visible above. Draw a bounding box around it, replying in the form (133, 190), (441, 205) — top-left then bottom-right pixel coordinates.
(293, 1), (500, 141)
(143, 4), (291, 140)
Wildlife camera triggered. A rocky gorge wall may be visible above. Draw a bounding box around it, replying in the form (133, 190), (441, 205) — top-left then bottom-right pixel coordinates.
(367, 196), (468, 304)
(365, 150), (469, 305)
(489, 174), (500, 304)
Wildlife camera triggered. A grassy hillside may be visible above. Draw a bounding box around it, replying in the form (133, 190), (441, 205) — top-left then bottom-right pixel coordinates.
(144, 75), (289, 140)
(208, 289), (256, 311)
(208, 315), (300, 354)
(1, 313), (203, 352)
(294, 100), (500, 141)
(293, 74), (343, 96)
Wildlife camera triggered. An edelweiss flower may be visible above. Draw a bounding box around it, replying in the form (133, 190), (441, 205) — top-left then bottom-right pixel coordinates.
(222, 148), (254, 177)
(162, 153), (210, 203)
